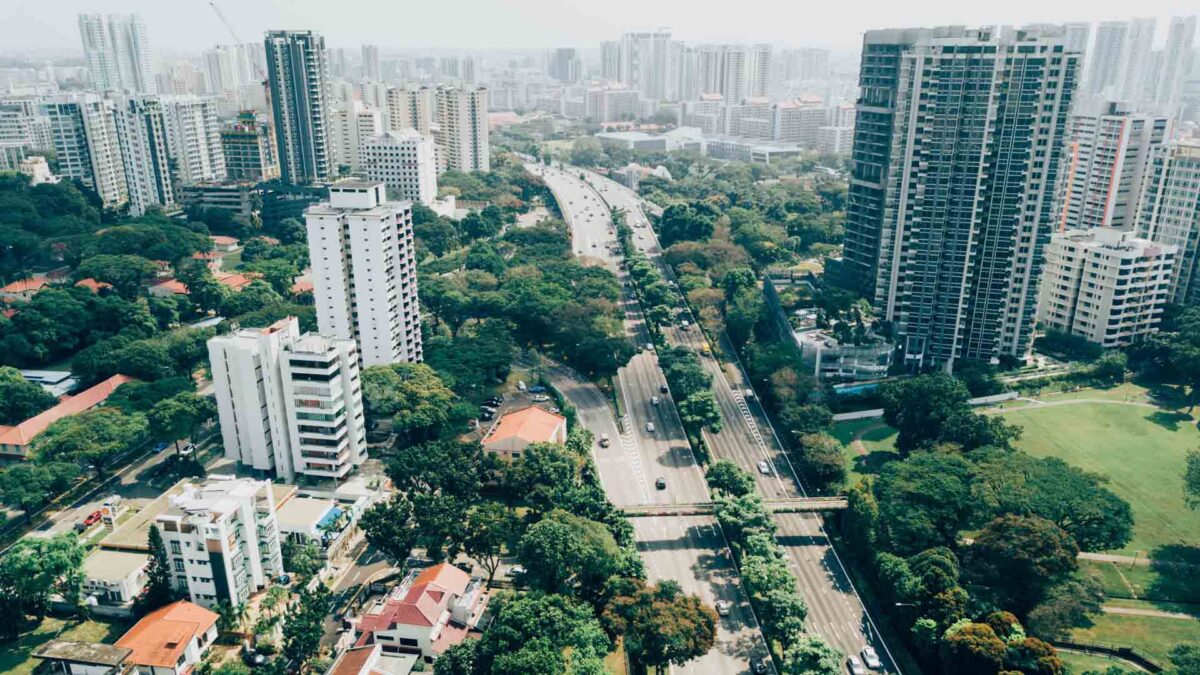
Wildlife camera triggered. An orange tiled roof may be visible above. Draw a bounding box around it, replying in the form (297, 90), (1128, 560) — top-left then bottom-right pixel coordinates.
(0, 374), (134, 448)
(291, 279), (313, 294)
(116, 600), (218, 669)
(75, 278), (112, 292)
(152, 278), (189, 295)
(358, 563), (470, 632)
(484, 406), (566, 445)
(215, 272), (256, 290)
(190, 251), (221, 261)
(1, 277), (47, 294)
(209, 235), (239, 246)
(328, 646), (376, 675)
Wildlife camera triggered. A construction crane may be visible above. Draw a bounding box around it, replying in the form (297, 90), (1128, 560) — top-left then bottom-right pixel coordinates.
(205, 0), (266, 81)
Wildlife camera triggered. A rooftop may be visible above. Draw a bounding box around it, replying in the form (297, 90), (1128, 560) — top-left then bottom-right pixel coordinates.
(0, 374), (133, 449)
(359, 563), (471, 632)
(116, 600), (218, 668)
(483, 406), (566, 446)
(0, 277), (48, 294)
(83, 549), (149, 583)
(275, 496), (336, 533)
(33, 640), (132, 667)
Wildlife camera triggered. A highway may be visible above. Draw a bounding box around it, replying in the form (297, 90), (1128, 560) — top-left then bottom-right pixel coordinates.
(582, 168), (900, 672)
(531, 162), (773, 674)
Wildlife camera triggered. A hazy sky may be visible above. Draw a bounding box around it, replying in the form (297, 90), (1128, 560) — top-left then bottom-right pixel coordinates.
(3, 0), (1198, 54)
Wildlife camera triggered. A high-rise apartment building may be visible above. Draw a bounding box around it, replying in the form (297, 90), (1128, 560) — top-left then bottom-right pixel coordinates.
(40, 95), (128, 209)
(362, 44), (381, 81)
(330, 100), (383, 173)
(361, 130), (438, 205)
(160, 95), (226, 185)
(78, 13), (154, 94)
(220, 112), (279, 181)
(113, 97), (175, 217)
(208, 316), (368, 482)
(1136, 140), (1200, 305)
(1058, 101), (1170, 231)
(600, 41), (621, 81)
(617, 31), (673, 101)
(264, 30), (333, 185)
(840, 26), (1080, 370)
(549, 48), (582, 83)
(1155, 16), (1197, 110)
(434, 87), (490, 173)
(305, 182), (423, 366)
(1062, 23), (1091, 59)
(386, 86), (434, 134)
(1085, 18), (1156, 104)
(156, 476), (283, 608)
(1038, 228), (1176, 347)
(0, 99), (51, 170)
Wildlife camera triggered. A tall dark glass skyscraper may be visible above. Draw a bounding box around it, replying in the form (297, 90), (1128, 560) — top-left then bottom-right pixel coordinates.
(840, 26), (1080, 371)
(264, 30), (332, 185)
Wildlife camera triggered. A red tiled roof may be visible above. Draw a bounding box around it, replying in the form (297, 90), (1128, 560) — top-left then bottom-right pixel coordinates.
(1, 277), (47, 294)
(291, 279), (313, 294)
(484, 406), (566, 445)
(75, 278), (112, 292)
(151, 278), (189, 295)
(432, 624), (471, 655)
(328, 645), (376, 675)
(190, 251), (221, 260)
(115, 600), (218, 669)
(358, 563), (469, 632)
(210, 235), (239, 246)
(0, 374), (134, 448)
(215, 273), (254, 290)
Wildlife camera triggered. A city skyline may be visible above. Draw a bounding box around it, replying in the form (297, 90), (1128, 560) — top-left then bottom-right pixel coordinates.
(3, 0), (1199, 53)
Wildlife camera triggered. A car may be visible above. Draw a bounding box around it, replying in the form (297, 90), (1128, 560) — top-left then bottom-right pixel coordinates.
(480, 405), (498, 413)
(529, 385), (548, 393)
(480, 410), (495, 421)
(861, 646), (882, 669)
(276, 574), (292, 585)
(659, 384), (669, 394)
(532, 394), (550, 402)
(179, 443), (196, 457)
(645, 422), (655, 433)
(757, 460), (772, 475)
(591, 242), (597, 247)
(681, 319), (690, 328)
(651, 396), (660, 405)
(715, 600), (732, 616)
(83, 510), (102, 526)
(242, 650), (267, 667)
(655, 477), (666, 490)
(752, 660), (768, 674)
(509, 564), (526, 576)
(517, 380), (527, 391)
(598, 434), (611, 448)
(847, 655), (867, 675)
(644, 343), (654, 351)
(152, 442), (170, 453)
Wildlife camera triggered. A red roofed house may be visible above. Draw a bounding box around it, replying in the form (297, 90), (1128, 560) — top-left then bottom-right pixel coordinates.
(353, 563), (488, 665)
(115, 600), (218, 675)
(0, 374), (134, 458)
(209, 235), (240, 252)
(75, 278), (113, 293)
(482, 405), (567, 461)
(325, 644), (415, 675)
(215, 272), (255, 291)
(0, 276), (49, 301)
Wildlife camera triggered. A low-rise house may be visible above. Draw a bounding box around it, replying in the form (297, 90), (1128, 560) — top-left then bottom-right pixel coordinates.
(0, 374), (134, 458)
(0, 276), (49, 301)
(76, 278), (113, 293)
(354, 563), (488, 665)
(32, 640), (133, 675)
(83, 549), (149, 608)
(209, 235), (240, 252)
(115, 600), (219, 675)
(325, 644), (417, 675)
(481, 406), (567, 461)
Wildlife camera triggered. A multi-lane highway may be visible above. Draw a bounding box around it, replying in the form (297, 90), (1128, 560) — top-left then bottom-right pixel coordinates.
(582, 168), (901, 673)
(531, 163), (774, 674)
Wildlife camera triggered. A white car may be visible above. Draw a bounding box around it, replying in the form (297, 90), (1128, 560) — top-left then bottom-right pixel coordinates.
(757, 460), (772, 475)
(646, 422), (655, 433)
(532, 394), (550, 402)
(651, 396), (660, 405)
(847, 656), (867, 675)
(715, 600), (732, 616)
(861, 646), (882, 669)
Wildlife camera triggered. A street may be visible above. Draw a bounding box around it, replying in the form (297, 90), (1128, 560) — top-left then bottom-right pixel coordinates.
(581, 168), (900, 672)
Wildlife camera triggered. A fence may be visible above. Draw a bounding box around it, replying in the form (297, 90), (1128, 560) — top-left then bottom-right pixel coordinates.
(1052, 640), (1163, 672)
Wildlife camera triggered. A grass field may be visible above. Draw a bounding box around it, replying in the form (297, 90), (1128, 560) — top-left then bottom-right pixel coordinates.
(1059, 649), (1147, 674)
(0, 617), (130, 675)
(1000, 402), (1200, 555)
(1082, 559), (1200, 608)
(833, 418), (898, 482)
(1069, 612), (1200, 666)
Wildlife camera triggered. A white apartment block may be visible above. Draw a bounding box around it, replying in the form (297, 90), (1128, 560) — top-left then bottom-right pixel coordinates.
(78, 13), (154, 94)
(113, 96), (175, 217)
(387, 86), (434, 134)
(1136, 140), (1200, 306)
(771, 101), (827, 146)
(208, 316), (368, 482)
(331, 100), (383, 173)
(1059, 101), (1170, 231)
(155, 476), (283, 609)
(41, 94), (128, 209)
(306, 181), (423, 366)
(361, 130), (438, 205)
(584, 88), (640, 124)
(160, 95), (226, 185)
(817, 125), (854, 156)
(1037, 228), (1177, 347)
(434, 87), (490, 173)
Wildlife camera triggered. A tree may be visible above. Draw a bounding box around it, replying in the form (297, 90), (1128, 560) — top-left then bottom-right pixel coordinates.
(875, 452), (974, 556)
(360, 497), (416, 564)
(1091, 351), (1128, 384)
(1186, 449), (1200, 510)
(386, 439), (491, 500)
(779, 403), (833, 438)
(880, 374), (970, 455)
(601, 579), (717, 674)
(282, 539), (324, 583)
(781, 635), (843, 675)
(517, 510), (623, 598)
(1025, 574), (1105, 640)
(757, 587), (808, 645)
(966, 515), (1079, 616)
(0, 366), (56, 424)
(459, 591), (611, 674)
(677, 390), (723, 434)
(1169, 644), (1200, 675)
(0, 533), (85, 620)
(361, 363), (458, 441)
(706, 460), (755, 497)
(176, 260), (226, 313)
(147, 393), (215, 453)
(281, 583), (330, 673)
(842, 478), (879, 559)
(434, 640), (479, 674)
(75, 254), (158, 298)
(35, 407), (149, 474)
(139, 524), (176, 612)
(954, 359), (1006, 397)
(940, 622), (1007, 675)
(795, 432), (847, 489)
(464, 502), (517, 586)
(658, 202), (716, 247)
(0, 462), (80, 516)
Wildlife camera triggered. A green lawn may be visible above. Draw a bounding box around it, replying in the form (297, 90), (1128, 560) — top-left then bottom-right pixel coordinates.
(0, 617), (130, 675)
(1000, 402), (1200, 555)
(1070, 612), (1200, 666)
(1082, 559), (1200, 607)
(833, 418), (898, 482)
(1059, 649), (1146, 674)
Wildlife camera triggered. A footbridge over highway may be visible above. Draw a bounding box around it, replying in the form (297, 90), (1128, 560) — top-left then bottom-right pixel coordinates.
(620, 496), (847, 517)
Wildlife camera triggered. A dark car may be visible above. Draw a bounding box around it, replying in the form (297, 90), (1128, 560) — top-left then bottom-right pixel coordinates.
(659, 384), (669, 394)
(243, 650), (267, 667)
(480, 410), (495, 421)
(655, 477), (667, 489)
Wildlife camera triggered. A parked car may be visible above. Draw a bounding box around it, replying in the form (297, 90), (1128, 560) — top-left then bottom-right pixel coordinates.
(651, 396), (660, 405)
(529, 385), (548, 393)
(480, 405), (498, 414)
(598, 434), (611, 448)
(659, 384), (669, 394)
(532, 394), (550, 402)
(752, 660), (768, 674)
(847, 655), (867, 675)
(179, 443), (196, 457)
(645, 422), (655, 433)
(518, 380), (527, 391)
(480, 410), (495, 421)
(242, 649), (267, 667)
(655, 477), (666, 490)
(861, 646), (882, 669)
(83, 510), (102, 527)
(715, 600), (732, 616)
(152, 442), (170, 453)
(757, 460), (772, 475)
